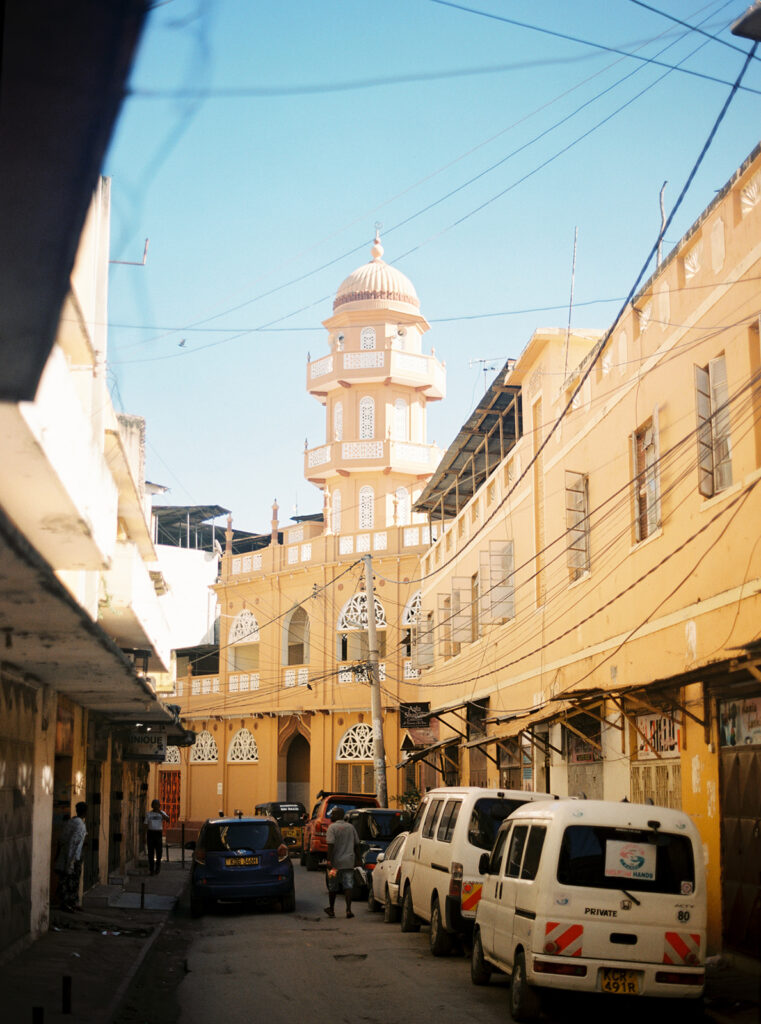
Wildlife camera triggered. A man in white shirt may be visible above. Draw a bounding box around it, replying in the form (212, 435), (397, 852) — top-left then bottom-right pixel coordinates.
(55, 802), (87, 911)
(145, 799), (170, 875)
(324, 806), (360, 919)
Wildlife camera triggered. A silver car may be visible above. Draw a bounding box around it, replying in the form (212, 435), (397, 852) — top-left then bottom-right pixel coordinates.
(367, 830), (410, 922)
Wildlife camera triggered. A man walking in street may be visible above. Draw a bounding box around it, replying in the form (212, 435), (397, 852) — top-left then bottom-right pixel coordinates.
(324, 806), (360, 919)
(55, 801), (87, 912)
(145, 798), (170, 875)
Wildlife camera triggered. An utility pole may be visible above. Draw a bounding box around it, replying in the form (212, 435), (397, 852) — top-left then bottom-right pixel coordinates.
(363, 554), (388, 806)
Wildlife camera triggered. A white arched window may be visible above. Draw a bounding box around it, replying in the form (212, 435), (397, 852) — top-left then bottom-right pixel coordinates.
(395, 486), (411, 526)
(336, 592), (387, 662)
(332, 489), (342, 533)
(164, 746), (181, 766)
(337, 723), (374, 760)
(360, 327), (376, 350)
(229, 609), (260, 672)
(359, 486), (374, 529)
(189, 730), (218, 763)
(393, 398), (409, 441)
(333, 400), (343, 441)
(228, 728), (259, 763)
(229, 610), (259, 644)
(359, 396), (375, 439)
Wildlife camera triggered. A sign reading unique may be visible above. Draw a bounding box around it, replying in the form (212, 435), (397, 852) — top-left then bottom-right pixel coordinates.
(123, 731), (167, 762)
(400, 702), (430, 728)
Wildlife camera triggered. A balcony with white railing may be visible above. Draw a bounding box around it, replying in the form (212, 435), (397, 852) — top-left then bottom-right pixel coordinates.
(307, 347), (445, 399)
(304, 437), (442, 482)
(98, 539), (172, 670)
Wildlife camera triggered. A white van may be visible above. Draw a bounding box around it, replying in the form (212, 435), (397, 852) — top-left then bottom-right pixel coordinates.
(398, 786), (555, 956)
(471, 800), (706, 1020)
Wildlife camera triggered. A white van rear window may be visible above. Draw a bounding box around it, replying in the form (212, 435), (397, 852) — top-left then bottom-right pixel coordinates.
(557, 826), (695, 894)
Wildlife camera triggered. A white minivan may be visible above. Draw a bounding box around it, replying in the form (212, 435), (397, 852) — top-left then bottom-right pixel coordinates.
(398, 786), (555, 956)
(471, 799), (706, 1020)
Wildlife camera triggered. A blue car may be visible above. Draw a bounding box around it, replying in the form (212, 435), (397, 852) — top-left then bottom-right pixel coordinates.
(190, 816), (295, 916)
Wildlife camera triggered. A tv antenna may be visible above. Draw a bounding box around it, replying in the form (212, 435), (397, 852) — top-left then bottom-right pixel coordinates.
(468, 357), (500, 390)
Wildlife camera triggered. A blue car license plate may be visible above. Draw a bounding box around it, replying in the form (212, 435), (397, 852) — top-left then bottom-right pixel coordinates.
(225, 856), (258, 866)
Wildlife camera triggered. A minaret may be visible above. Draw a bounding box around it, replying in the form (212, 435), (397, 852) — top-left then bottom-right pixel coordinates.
(304, 234), (446, 537)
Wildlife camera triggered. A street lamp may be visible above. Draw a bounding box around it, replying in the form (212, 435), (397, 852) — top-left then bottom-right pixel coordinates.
(731, 2), (761, 40)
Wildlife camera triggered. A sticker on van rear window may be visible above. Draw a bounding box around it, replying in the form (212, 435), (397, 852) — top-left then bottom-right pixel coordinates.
(604, 841), (656, 881)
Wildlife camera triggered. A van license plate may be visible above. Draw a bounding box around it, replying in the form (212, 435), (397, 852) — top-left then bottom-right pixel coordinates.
(225, 856), (258, 866)
(601, 968), (640, 994)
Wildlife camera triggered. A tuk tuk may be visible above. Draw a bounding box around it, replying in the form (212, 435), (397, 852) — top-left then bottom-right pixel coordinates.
(254, 801), (307, 854)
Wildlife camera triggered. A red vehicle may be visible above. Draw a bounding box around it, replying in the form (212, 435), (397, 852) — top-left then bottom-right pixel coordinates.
(301, 791), (380, 871)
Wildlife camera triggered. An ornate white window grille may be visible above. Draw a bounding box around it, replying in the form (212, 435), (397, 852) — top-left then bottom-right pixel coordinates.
(741, 172), (761, 215)
(202, 677), (211, 694)
(373, 532), (387, 550)
(334, 401), (343, 441)
(378, 662), (386, 681)
(298, 668), (309, 686)
(238, 673), (250, 692)
(175, 679), (184, 697)
(338, 667), (353, 684)
(404, 660), (421, 680)
(229, 674), (239, 693)
(230, 609), (260, 644)
(403, 590), (422, 626)
(301, 543), (312, 561)
(212, 677), (220, 693)
(288, 546), (298, 564)
(403, 527), (419, 547)
(357, 533), (371, 552)
(395, 486), (411, 526)
(360, 327), (376, 350)
(285, 669), (296, 687)
(337, 592), (387, 631)
(359, 486), (374, 530)
(165, 745), (181, 765)
(359, 396), (375, 439)
(232, 557), (241, 574)
(339, 535), (354, 555)
(189, 730), (218, 763)
(250, 673), (260, 690)
(393, 398), (408, 440)
(191, 679), (200, 695)
(333, 490), (342, 533)
(289, 526), (304, 544)
(337, 723), (374, 760)
(311, 354), (333, 378)
(241, 555), (252, 573)
(228, 729), (259, 763)
(252, 553), (262, 571)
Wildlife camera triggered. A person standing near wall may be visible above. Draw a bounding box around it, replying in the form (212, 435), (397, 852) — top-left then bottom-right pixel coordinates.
(55, 801), (87, 911)
(145, 798), (170, 875)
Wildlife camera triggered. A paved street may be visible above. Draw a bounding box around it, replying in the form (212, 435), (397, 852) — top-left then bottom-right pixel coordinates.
(176, 862), (513, 1024)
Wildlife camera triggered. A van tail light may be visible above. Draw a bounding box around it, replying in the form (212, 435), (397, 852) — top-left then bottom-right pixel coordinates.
(194, 845), (206, 866)
(449, 861), (463, 900)
(534, 959), (587, 977)
(277, 843), (289, 862)
(655, 971), (704, 986)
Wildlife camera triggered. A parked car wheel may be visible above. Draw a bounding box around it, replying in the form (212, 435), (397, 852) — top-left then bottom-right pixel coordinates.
(471, 927), (492, 985)
(383, 885), (399, 924)
(400, 886), (420, 933)
(510, 951), (541, 1022)
(429, 895), (453, 956)
(305, 846), (320, 871)
(367, 883), (378, 912)
(299, 845), (306, 866)
(281, 886), (296, 913)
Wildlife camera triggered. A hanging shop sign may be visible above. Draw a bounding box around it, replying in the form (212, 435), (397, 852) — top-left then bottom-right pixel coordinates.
(400, 702), (430, 728)
(719, 697), (761, 747)
(636, 711), (681, 759)
(122, 730), (168, 762)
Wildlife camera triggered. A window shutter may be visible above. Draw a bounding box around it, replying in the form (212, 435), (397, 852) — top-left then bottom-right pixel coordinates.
(565, 472), (589, 574)
(437, 594), (450, 657)
(709, 355), (732, 492)
(481, 540), (515, 620)
(649, 405), (661, 532)
(631, 430), (642, 543)
(413, 611), (434, 669)
(451, 577), (472, 643)
(695, 364), (714, 497)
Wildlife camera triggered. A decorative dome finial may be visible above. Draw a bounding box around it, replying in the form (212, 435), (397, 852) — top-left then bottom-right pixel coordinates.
(371, 222), (384, 262)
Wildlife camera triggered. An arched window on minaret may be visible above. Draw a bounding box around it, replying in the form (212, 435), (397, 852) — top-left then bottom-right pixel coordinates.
(360, 327), (376, 350)
(359, 396), (375, 440)
(359, 486), (374, 530)
(333, 489), (342, 533)
(333, 400), (343, 441)
(393, 398), (409, 440)
(396, 486), (411, 526)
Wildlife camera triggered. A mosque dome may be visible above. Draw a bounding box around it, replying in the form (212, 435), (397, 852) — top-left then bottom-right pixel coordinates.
(333, 235), (420, 314)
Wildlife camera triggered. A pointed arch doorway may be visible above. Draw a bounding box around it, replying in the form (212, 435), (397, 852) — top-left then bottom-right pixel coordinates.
(282, 731), (310, 807)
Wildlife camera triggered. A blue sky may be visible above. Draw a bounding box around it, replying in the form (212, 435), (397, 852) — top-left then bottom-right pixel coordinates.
(104, 0), (761, 534)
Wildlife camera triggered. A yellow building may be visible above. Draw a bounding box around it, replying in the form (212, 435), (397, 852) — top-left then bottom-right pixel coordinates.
(410, 143), (761, 956)
(168, 236), (446, 821)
